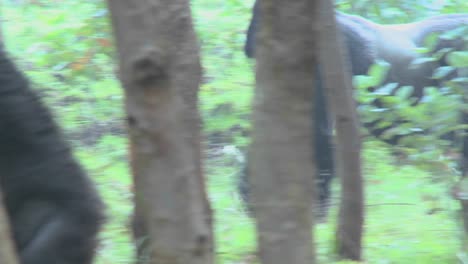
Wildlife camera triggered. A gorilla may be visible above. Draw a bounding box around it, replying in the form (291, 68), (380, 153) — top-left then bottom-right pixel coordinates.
(240, 0), (468, 219)
(0, 47), (104, 263)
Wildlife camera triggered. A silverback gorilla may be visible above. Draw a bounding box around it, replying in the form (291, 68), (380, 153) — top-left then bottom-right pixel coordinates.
(0, 48), (104, 263)
(240, 0), (468, 219)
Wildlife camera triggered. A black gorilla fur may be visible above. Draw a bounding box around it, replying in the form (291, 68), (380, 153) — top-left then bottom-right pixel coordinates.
(0, 48), (104, 263)
(240, 0), (468, 218)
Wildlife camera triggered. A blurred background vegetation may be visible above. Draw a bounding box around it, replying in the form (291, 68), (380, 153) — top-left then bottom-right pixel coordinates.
(2, 0), (468, 263)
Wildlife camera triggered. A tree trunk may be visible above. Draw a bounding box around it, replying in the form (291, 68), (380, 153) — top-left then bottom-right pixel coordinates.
(0, 192), (19, 264)
(106, 1), (213, 264)
(249, 0), (320, 263)
(318, 0), (364, 260)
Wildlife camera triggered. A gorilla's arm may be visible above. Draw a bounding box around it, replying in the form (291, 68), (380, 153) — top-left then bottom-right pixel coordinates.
(244, 0), (259, 58)
(0, 49), (103, 264)
(409, 14), (468, 45)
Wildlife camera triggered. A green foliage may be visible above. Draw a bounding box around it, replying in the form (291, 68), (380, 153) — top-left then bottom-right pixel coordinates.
(4, 1), (120, 139)
(193, 0), (255, 148)
(353, 60), (391, 91)
(336, 0), (468, 24)
(354, 26), (467, 175)
(5, 1), (113, 80)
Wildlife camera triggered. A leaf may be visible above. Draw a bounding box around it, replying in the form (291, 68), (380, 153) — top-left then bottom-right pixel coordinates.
(353, 75), (376, 90)
(433, 47), (453, 60)
(450, 77), (468, 84)
(447, 51), (468, 67)
(374, 83), (399, 96)
(414, 47), (430, 54)
(396, 85), (414, 99)
(423, 32), (439, 51)
(368, 60), (391, 86)
(432, 66), (455, 80)
(370, 108), (390, 113)
(410, 57), (436, 68)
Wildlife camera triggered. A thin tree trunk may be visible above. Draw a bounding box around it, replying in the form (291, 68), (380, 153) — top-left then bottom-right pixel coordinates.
(106, 1), (213, 264)
(318, 0), (364, 260)
(0, 192), (19, 264)
(249, 0), (320, 263)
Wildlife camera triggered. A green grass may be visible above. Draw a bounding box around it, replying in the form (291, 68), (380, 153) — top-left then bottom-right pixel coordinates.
(77, 136), (462, 263)
(205, 141), (461, 263)
(76, 136), (135, 264)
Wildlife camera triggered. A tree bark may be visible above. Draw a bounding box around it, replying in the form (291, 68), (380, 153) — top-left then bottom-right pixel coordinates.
(318, 0), (364, 260)
(106, 1), (213, 264)
(249, 0), (320, 263)
(0, 192), (19, 264)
